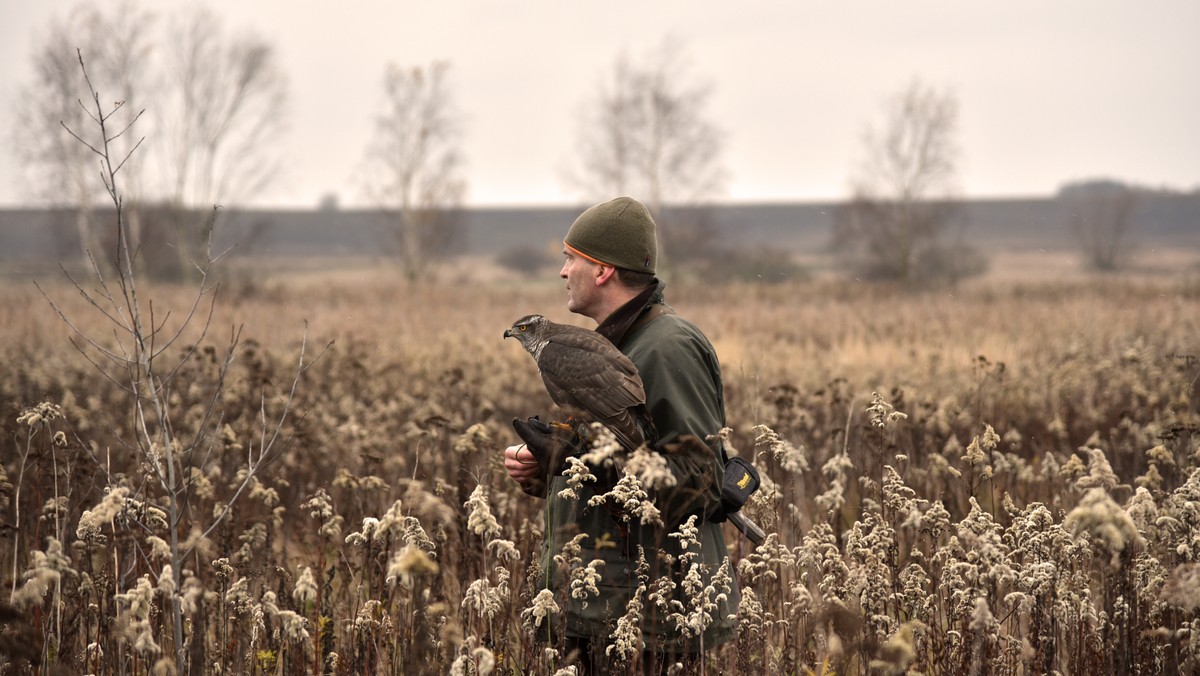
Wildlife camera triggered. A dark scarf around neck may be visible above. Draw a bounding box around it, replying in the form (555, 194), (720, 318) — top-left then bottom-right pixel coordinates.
(596, 279), (665, 348)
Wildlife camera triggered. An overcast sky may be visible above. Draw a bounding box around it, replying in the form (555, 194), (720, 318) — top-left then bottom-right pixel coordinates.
(1, 0), (1197, 208)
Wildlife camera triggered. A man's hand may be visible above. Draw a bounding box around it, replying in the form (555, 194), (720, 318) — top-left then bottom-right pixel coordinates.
(506, 416), (585, 497)
(504, 443), (544, 496)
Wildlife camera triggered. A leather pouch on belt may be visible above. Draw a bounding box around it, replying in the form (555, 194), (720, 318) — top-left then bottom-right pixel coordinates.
(719, 455), (760, 516)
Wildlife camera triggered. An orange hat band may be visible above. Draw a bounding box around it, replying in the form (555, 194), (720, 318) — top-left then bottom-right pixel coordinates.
(563, 242), (610, 268)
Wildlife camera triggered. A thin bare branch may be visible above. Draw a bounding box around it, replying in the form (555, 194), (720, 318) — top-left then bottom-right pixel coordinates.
(153, 272), (218, 361)
(257, 323), (332, 456)
(112, 135), (145, 176)
(59, 120), (104, 158)
(181, 324), (242, 468)
(64, 260), (131, 334)
(34, 281), (130, 367)
(65, 336), (131, 393)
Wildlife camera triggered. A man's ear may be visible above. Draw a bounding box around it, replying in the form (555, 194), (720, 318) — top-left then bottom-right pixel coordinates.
(594, 264), (616, 286)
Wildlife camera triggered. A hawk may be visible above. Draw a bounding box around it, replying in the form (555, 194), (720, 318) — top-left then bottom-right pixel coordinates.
(504, 314), (649, 451)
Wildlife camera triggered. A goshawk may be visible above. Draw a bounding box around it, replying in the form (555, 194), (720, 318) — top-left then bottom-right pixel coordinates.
(504, 314), (649, 451)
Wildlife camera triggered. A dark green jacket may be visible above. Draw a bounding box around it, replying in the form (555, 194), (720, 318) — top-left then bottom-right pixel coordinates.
(540, 282), (738, 653)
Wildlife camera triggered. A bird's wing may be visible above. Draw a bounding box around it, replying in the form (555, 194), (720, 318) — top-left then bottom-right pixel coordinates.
(537, 328), (645, 420)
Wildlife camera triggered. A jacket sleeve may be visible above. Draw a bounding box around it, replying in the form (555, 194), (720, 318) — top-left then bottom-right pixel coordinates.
(628, 322), (727, 527)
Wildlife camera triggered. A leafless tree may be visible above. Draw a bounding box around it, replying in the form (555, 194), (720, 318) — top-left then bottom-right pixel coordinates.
(14, 2), (289, 281)
(33, 52), (320, 672)
(834, 78), (978, 283)
(361, 61), (466, 281)
(1059, 179), (1140, 271)
(156, 6), (289, 278)
(567, 38), (726, 263)
(12, 1), (154, 272)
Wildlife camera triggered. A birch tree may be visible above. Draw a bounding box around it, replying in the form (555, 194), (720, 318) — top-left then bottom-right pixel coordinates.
(157, 6), (289, 278)
(11, 1), (154, 271)
(568, 39), (726, 262)
(13, 2), (289, 280)
(1059, 179), (1140, 271)
(834, 79), (977, 283)
(361, 61), (467, 281)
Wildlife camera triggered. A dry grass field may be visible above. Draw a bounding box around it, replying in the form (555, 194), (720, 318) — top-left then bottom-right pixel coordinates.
(1, 263), (1198, 674)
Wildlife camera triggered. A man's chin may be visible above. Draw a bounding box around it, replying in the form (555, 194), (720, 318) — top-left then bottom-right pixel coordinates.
(565, 301), (585, 316)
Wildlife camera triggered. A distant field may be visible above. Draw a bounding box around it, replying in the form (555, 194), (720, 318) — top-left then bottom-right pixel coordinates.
(3, 246), (1200, 288)
(2, 272), (1198, 673)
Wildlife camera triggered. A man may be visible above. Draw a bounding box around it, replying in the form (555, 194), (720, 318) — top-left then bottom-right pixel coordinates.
(504, 196), (738, 674)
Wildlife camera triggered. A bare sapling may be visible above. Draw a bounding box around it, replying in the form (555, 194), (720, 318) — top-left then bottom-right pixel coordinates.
(29, 49), (323, 671)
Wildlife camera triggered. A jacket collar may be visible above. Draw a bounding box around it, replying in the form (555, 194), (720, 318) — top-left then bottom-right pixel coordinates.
(596, 279), (665, 347)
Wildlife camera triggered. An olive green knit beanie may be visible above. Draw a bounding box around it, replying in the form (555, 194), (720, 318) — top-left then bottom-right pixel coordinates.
(563, 196), (657, 273)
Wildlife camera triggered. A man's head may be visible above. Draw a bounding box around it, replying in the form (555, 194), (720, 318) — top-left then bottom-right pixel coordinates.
(563, 196), (657, 275)
(560, 197), (658, 322)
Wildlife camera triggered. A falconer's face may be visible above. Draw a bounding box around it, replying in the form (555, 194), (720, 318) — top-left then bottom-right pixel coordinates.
(560, 249), (603, 320)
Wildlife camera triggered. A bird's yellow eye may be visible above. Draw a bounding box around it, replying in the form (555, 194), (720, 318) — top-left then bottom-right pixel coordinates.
(519, 325), (527, 331)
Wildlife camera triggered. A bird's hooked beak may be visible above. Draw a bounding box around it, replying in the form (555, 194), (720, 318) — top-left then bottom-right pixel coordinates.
(503, 328), (514, 339)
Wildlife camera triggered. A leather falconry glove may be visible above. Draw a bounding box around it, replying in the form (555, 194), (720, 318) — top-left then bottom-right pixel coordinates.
(511, 416), (585, 497)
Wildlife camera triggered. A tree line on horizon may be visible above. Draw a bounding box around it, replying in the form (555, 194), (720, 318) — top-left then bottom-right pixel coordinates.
(12, 1), (1158, 283)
